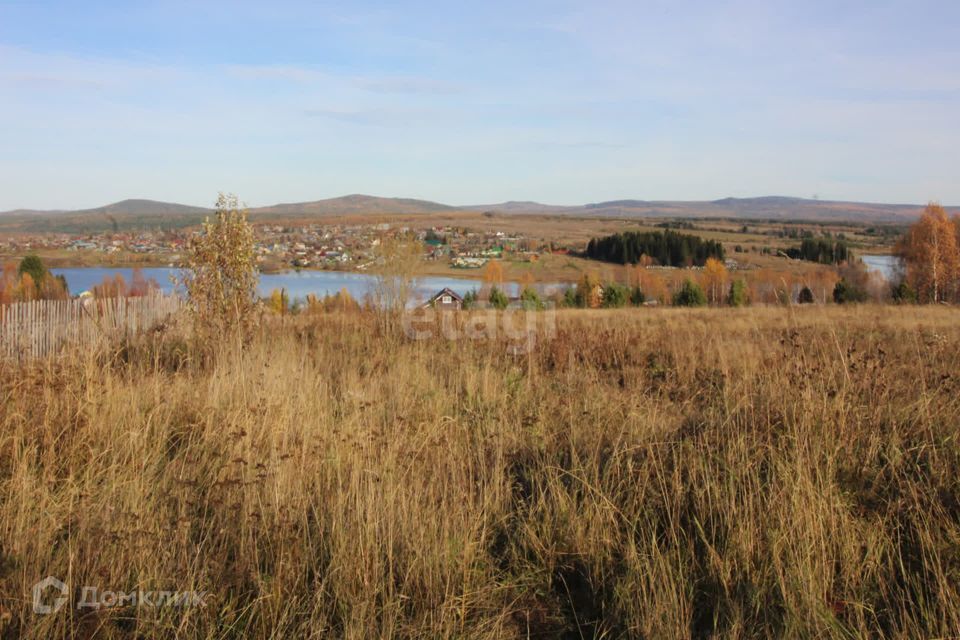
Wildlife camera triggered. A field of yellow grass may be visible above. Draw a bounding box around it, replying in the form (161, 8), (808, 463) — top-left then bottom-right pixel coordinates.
(2, 305), (959, 638)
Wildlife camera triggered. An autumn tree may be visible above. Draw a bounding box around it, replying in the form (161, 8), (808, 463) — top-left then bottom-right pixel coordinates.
(483, 260), (504, 287)
(18, 255), (47, 285)
(372, 233), (422, 331)
(93, 274), (128, 299)
(18, 273), (37, 302)
(179, 193), (260, 340)
(703, 258), (728, 305)
(642, 272), (668, 304)
(809, 269), (840, 304)
(267, 288), (290, 315)
(898, 202), (960, 302)
(575, 272), (603, 308)
(0, 262), (17, 304)
(128, 268), (159, 297)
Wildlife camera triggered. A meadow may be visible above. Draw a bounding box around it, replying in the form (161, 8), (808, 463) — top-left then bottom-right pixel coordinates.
(1, 305), (959, 638)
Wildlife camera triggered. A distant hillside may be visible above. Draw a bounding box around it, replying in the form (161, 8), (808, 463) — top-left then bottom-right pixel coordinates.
(0, 199), (213, 233)
(0, 196), (451, 232)
(1, 194), (954, 232)
(250, 194), (456, 217)
(472, 196), (947, 222)
(463, 201), (570, 213)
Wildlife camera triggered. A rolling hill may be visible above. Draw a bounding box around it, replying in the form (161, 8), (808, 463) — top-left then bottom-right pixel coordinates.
(0, 194), (953, 232)
(251, 194), (457, 217)
(474, 196), (946, 222)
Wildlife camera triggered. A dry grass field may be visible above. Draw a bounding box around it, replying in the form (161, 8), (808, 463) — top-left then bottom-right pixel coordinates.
(2, 305), (959, 638)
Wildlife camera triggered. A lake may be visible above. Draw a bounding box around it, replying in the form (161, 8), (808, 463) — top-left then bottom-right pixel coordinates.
(51, 267), (565, 301)
(860, 255), (902, 281)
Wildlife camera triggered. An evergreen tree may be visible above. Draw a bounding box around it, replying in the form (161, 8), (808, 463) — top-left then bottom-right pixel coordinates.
(519, 286), (543, 310)
(727, 279), (748, 307)
(562, 287), (580, 308)
(18, 254), (48, 284)
(489, 286), (509, 310)
(602, 282), (629, 308)
(833, 279), (868, 304)
(891, 280), (917, 304)
(673, 279), (707, 307)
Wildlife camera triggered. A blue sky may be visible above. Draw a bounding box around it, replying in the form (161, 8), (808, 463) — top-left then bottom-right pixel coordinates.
(1, 0), (958, 210)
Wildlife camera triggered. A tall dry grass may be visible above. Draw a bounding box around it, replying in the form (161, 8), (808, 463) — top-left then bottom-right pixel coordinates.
(1, 306), (959, 638)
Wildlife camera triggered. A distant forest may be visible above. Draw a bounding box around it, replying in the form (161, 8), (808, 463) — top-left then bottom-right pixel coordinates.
(785, 238), (850, 264)
(585, 230), (725, 266)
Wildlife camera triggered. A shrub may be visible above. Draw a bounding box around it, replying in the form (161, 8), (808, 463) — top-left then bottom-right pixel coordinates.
(630, 285), (645, 306)
(519, 286), (543, 310)
(727, 279), (748, 307)
(489, 286), (509, 310)
(892, 280), (918, 304)
(833, 278), (868, 304)
(179, 193), (259, 340)
(562, 287), (580, 308)
(602, 282), (630, 308)
(673, 279), (707, 307)
(267, 288), (290, 315)
(798, 286), (815, 304)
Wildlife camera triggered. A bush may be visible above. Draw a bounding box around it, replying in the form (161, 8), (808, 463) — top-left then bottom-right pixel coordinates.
(462, 289), (478, 309)
(798, 286), (815, 304)
(602, 282), (630, 308)
(673, 279), (707, 307)
(891, 281), (918, 304)
(267, 288), (290, 315)
(630, 285), (645, 306)
(489, 286), (509, 310)
(562, 287), (580, 308)
(519, 286), (543, 310)
(833, 278), (868, 304)
(179, 193), (260, 340)
(727, 279), (748, 307)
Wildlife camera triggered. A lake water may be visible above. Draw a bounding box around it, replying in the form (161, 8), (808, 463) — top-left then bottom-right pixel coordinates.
(52, 267), (565, 302)
(860, 255), (902, 281)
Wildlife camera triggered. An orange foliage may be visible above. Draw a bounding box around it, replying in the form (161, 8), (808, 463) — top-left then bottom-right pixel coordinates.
(899, 202), (960, 302)
(482, 260), (504, 286)
(703, 258), (728, 305)
(92, 268), (159, 299)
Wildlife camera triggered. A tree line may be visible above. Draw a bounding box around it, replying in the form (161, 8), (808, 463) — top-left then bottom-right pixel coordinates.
(585, 230), (725, 267)
(785, 238), (850, 264)
(0, 255), (70, 304)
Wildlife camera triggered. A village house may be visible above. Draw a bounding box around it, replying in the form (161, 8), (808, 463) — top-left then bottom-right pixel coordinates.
(423, 287), (464, 311)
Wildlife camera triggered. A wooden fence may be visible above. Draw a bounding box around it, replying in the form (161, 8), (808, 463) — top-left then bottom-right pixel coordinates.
(0, 293), (183, 361)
